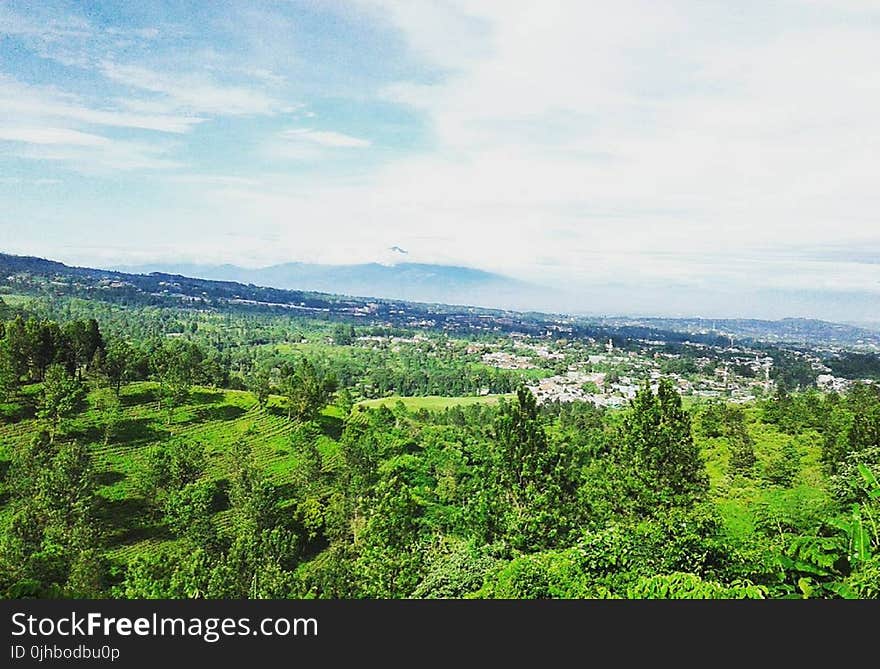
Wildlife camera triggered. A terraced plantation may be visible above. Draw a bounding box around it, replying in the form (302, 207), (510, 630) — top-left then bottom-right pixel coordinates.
(0, 382), (342, 564)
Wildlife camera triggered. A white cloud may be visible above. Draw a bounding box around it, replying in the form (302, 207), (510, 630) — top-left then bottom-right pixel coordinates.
(166, 174), (261, 187)
(153, 0), (880, 317)
(0, 75), (194, 173)
(0, 126), (109, 146)
(0, 5), (91, 40)
(0, 177), (61, 186)
(353, 0), (493, 71)
(100, 62), (283, 116)
(5, 1), (880, 317)
(14, 141), (183, 173)
(0, 75), (203, 134)
(333, 1), (880, 268)
(280, 128), (372, 148)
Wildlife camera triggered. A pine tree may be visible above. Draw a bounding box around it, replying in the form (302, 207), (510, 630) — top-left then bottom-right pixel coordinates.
(620, 379), (708, 510)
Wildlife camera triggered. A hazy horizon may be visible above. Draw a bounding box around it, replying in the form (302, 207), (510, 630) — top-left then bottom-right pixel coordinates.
(2, 1), (879, 321)
(4, 249), (877, 326)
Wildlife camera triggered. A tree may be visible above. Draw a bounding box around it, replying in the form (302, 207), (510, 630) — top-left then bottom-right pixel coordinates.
(7, 431), (54, 500)
(282, 359), (337, 422)
(332, 323), (355, 346)
(0, 337), (18, 400)
(65, 548), (107, 598)
(618, 379), (708, 511)
(723, 406), (756, 478)
(164, 480), (217, 547)
(37, 364), (86, 442)
(42, 440), (98, 546)
(152, 339), (203, 416)
(3, 316), (29, 383)
(102, 339), (134, 397)
(0, 437), (101, 597)
(200, 351), (230, 388)
(140, 441), (206, 500)
(101, 391), (123, 447)
(482, 386), (580, 550)
(138, 439), (208, 526)
(25, 317), (62, 381)
(335, 386), (355, 416)
(765, 441), (801, 487)
(228, 440), (276, 537)
(698, 401), (726, 439)
(247, 365), (273, 409)
(727, 422), (757, 478)
(357, 466), (428, 598)
(63, 319), (104, 380)
(822, 384), (880, 474)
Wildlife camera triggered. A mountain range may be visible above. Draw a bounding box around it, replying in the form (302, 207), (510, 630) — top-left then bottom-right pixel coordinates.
(115, 261), (547, 310)
(2, 251), (879, 346)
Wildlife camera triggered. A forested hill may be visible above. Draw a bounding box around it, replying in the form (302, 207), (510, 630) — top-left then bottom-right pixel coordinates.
(1, 252), (574, 339)
(0, 252), (344, 310)
(2, 252), (876, 352)
(2, 252), (880, 600)
(115, 260), (542, 310)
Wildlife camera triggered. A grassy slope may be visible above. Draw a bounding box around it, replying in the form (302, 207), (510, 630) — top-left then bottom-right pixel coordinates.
(1, 381), (832, 573)
(0, 382), (345, 562)
(0, 294), (32, 307)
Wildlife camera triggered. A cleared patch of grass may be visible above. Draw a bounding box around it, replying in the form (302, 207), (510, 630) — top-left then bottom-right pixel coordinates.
(0, 294), (32, 307)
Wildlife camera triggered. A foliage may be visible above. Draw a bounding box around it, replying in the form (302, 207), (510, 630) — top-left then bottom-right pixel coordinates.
(2, 304), (880, 600)
(625, 572), (765, 599)
(37, 364), (86, 442)
(607, 380), (708, 514)
(282, 359), (337, 422)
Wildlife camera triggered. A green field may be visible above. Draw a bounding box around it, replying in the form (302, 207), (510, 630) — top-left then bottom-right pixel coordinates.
(356, 394), (514, 410)
(0, 294), (32, 307)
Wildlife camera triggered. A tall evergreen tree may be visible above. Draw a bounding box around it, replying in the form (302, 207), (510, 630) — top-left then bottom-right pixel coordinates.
(619, 379), (708, 511)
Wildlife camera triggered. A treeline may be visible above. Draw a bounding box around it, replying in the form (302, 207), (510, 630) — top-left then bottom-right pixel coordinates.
(7, 302), (522, 401)
(828, 352), (880, 381)
(132, 380), (878, 599)
(0, 315), (104, 384)
(0, 314), (334, 427)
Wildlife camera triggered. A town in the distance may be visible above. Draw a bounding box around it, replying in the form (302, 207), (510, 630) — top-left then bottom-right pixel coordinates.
(2, 252), (877, 407)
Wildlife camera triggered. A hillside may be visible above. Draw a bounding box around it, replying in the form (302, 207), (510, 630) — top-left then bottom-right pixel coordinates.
(0, 382), (328, 562)
(1, 260), (879, 600)
(6, 252), (878, 352)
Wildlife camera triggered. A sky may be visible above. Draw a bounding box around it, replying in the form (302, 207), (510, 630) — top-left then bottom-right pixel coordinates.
(1, 1), (879, 321)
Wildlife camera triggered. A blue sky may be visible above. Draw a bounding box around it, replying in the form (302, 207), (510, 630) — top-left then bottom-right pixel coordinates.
(1, 1), (880, 321)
